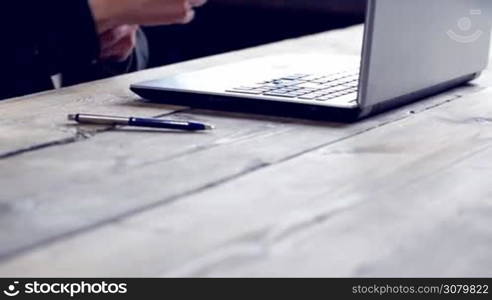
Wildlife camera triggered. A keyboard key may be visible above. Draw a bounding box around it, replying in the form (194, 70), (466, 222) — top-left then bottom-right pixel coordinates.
(341, 82), (358, 88)
(234, 85), (262, 90)
(299, 92), (325, 99)
(295, 90), (314, 96)
(318, 95), (336, 101)
(302, 75), (324, 81)
(295, 82), (324, 89)
(334, 93), (358, 103)
(298, 87), (317, 93)
(298, 94), (318, 100)
(269, 88), (295, 93)
(270, 79), (299, 86)
(331, 92), (345, 98)
(288, 91), (310, 97)
(281, 74), (309, 80)
(332, 86), (350, 92)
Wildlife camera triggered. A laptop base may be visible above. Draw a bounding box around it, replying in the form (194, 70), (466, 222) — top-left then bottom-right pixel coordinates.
(131, 72), (478, 123)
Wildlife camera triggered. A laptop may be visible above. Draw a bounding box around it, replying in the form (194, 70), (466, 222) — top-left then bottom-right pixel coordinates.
(131, 0), (492, 121)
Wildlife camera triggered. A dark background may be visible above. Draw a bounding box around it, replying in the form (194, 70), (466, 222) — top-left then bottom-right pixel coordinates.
(143, 2), (365, 68)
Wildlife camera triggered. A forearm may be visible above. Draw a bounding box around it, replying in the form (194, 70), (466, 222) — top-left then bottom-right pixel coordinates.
(89, 0), (207, 32)
(0, 0), (208, 100)
(89, 0), (120, 33)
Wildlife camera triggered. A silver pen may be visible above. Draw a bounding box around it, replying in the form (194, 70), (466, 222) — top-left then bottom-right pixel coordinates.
(68, 114), (214, 131)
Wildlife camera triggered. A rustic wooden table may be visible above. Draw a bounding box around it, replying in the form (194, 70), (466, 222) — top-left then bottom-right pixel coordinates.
(1, 25), (492, 277)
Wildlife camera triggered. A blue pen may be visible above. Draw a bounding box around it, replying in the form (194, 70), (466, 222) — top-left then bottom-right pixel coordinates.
(68, 114), (214, 131)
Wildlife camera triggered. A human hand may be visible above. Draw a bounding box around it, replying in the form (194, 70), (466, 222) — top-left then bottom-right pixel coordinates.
(90, 0), (207, 33)
(99, 25), (138, 62)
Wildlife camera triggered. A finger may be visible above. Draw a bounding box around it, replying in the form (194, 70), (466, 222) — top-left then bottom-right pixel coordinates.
(101, 44), (134, 62)
(101, 42), (134, 62)
(100, 31), (136, 62)
(100, 25), (138, 52)
(100, 26), (128, 50)
(177, 9), (195, 24)
(188, 0), (207, 8)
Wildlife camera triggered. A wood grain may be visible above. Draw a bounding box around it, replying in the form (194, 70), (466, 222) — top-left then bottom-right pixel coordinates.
(1, 89), (490, 277)
(0, 25), (491, 277)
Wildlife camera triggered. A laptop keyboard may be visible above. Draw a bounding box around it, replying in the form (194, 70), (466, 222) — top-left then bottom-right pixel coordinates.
(227, 70), (359, 103)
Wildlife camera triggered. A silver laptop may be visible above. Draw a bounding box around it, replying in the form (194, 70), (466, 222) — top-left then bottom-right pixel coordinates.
(131, 0), (492, 121)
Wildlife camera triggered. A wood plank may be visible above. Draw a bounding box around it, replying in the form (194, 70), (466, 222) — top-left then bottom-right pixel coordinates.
(205, 146), (492, 277)
(1, 24), (491, 277)
(0, 94), (431, 260)
(0, 26), (364, 158)
(0, 86), (487, 276)
(0, 68), (181, 159)
(196, 99), (492, 277)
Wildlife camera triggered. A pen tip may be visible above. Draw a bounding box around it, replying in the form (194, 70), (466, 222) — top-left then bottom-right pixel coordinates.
(67, 114), (76, 121)
(204, 124), (215, 130)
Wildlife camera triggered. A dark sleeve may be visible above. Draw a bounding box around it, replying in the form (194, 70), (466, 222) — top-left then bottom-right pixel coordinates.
(38, 0), (101, 69)
(61, 29), (150, 87)
(1, 0), (101, 99)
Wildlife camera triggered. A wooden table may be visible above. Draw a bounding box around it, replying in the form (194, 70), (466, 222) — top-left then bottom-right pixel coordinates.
(1, 25), (492, 277)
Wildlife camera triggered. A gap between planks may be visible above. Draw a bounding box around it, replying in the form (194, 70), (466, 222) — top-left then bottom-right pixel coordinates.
(0, 94), (463, 264)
